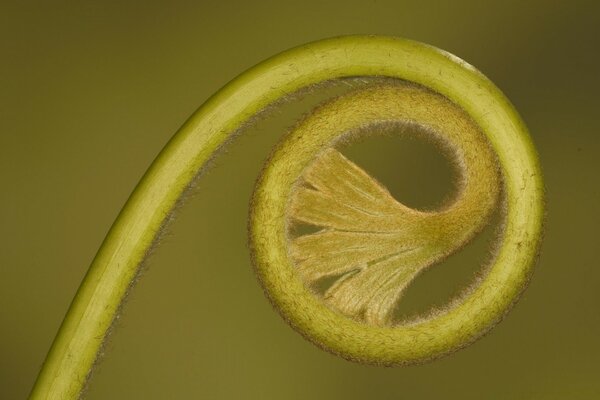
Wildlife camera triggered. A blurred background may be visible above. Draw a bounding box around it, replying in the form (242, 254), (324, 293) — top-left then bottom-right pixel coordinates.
(1, 1), (599, 399)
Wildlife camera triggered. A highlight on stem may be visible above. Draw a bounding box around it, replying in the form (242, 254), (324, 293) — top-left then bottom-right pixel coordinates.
(29, 35), (544, 400)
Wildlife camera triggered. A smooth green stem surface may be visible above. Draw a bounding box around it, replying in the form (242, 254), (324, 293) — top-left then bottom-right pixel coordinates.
(29, 35), (544, 399)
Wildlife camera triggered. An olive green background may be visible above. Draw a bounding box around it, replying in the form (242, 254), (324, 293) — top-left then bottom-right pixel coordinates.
(1, 1), (599, 399)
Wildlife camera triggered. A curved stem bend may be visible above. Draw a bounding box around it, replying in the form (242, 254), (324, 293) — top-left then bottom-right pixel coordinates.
(29, 35), (544, 399)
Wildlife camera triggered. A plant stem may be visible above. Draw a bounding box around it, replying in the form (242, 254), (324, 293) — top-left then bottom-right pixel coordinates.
(29, 35), (544, 399)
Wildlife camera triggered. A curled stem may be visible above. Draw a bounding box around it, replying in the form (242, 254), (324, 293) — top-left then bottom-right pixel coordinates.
(280, 82), (501, 326)
(29, 35), (544, 400)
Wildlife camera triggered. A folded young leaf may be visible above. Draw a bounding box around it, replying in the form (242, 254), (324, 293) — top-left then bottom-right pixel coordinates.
(289, 146), (498, 326)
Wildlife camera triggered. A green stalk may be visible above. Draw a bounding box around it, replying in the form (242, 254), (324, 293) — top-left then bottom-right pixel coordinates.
(29, 35), (544, 399)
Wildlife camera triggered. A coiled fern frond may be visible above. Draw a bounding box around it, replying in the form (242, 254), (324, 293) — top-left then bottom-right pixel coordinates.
(29, 36), (544, 400)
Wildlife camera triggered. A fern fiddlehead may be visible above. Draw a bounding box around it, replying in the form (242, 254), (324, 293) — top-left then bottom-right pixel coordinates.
(29, 35), (544, 399)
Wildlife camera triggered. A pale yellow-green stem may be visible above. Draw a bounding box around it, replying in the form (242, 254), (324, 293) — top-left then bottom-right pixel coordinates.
(29, 36), (544, 399)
